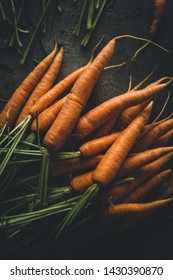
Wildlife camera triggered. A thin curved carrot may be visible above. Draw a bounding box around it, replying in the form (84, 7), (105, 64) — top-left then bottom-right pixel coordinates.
(150, 0), (167, 35)
(91, 114), (118, 139)
(15, 47), (64, 126)
(29, 65), (88, 117)
(0, 44), (57, 129)
(31, 96), (67, 132)
(92, 102), (153, 188)
(132, 118), (173, 152)
(151, 129), (173, 148)
(123, 169), (172, 203)
(79, 131), (121, 157)
(74, 80), (170, 139)
(106, 198), (173, 218)
(43, 38), (116, 151)
(117, 146), (173, 178)
(105, 151), (173, 202)
(50, 154), (102, 179)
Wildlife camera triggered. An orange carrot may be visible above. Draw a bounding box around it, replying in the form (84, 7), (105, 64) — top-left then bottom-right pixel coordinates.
(116, 101), (150, 130)
(15, 47), (64, 126)
(0, 45), (57, 129)
(150, 0), (167, 35)
(50, 154), (102, 178)
(91, 114), (118, 139)
(151, 129), (173, 148)
(105, 151), (173, 202)
(92, 102), (153, 188)
(74, 80), (170, 139)
(132, 118), (173, 152)
(123, 169), (172, 203)
(29, 65), (87, 117)
(79, 131), (121, 157)
(43, 38), (116, 151)
(106, 198), (173, 218)
(71, 170), (94, 193)
(117, 146), (173, 178)
(31, 96), (67, 132)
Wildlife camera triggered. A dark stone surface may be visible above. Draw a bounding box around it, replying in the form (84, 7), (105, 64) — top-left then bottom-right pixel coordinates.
(0, 0), (173, 260)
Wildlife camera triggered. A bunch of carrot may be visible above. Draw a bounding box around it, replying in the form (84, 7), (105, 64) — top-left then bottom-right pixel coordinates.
(0, 35), (173, 258)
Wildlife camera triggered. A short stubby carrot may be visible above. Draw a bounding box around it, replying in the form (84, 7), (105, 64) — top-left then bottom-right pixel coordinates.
(31, 96), (67, 132)
(0, 45), (57, 129)
(43, 38), (116, 151)
(92, 102), (153, 188)
(16, 47), (64, 126)
(30, 65), (87, 117)
(74, 80), (170, 139)
(123, 169), (172, 203)
(79, 131), (121, 157)
(106, 198), (173, 218)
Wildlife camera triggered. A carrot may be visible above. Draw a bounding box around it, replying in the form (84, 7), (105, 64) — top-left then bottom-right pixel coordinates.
(116, 101), (150, 130)
(43, 38), (116, 151)
(106, 198), (173, 218)
(105, 151), (173, 202)
(50, 154), (103, 178)
(92, 102), (153, 188)
(79, 131), (121, 157)
(71, 170), (94, 193)
(91, 114), (118, 139)
(0, 45), (57, 129)
(123, 169), (172, 203)
(74, 80), (170, 139)
(29, 65), (88, 117)
(117, 146), (173, 178)
(151, 129), (173, 148)
(150, 0), (167, 35)
(31, 96), (67, 132)
(132, 118), (173, 152)
(15, 47), (64, 126)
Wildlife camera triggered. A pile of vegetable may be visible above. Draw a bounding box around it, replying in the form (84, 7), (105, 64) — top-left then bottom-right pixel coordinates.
(0, 28), (173, 258)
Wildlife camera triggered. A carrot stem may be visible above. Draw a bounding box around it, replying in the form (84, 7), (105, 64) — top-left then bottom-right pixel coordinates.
(73, 0), (87, 36)
(20, 0), (52, 64)
(54, 183), (99, 240)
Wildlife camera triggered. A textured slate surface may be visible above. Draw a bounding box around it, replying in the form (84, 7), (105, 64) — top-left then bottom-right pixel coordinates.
(0, 0), (173, 259)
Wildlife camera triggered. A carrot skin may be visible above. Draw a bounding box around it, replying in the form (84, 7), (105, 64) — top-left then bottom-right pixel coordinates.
(71, 170), (94, 193)
(105, 151), (173, 202)
(150, 0), (167, 35)
(31, 96), (67, 132)
(30, 65), (87, 117)
(151, 129), (173, 148)
(92, 102), (153, 188)
(0, 45), (57, 129)
(43, 39), (116, 151)
(50, 154), (102, 178)
(106, 198), (173, 217)
(123, 169), (172, 203)
(132, 118), (173, 152)
(74, 81), (169, 139)
(16, 47), (64, 126)
(79, 131), (121, 157)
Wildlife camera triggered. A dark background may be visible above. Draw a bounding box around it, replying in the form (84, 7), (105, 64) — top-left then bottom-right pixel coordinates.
(0, 0), (173, 260)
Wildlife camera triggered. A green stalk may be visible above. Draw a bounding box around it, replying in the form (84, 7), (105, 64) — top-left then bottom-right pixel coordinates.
(0, 122), (7, 139)
(81, 0), (107, 47)
(20, 0), (52, 64)
(73, 0), (87, 36)
(10, 0), (23, 47)
(54, 183), (99, 241)
(87, 0), (95, 30)
(0, 0), (7, 20)
(0, 115), (32, 176)
(95, 0), (100, 9)
(41, 0), (47, 33)
(9, 0), (26, 47)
